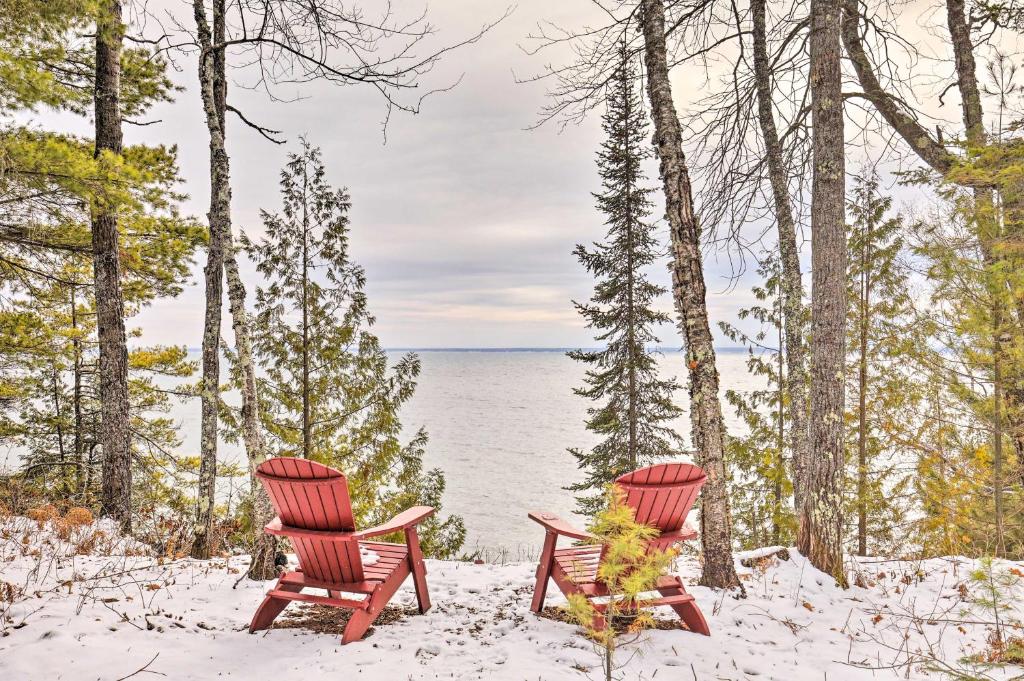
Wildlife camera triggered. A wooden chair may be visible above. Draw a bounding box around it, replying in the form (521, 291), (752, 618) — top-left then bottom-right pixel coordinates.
(528, 462), (711, 635)
(248, 457), (434, 644)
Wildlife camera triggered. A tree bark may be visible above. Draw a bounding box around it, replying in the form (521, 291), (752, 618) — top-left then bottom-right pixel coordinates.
(192, 0), (227, 560)
(856, 216), (871, 557)
(639, 0), (738, 589)
(799, 0), (847, 587)
(93, 0), (132, 531)
(71, 287), (86, 499)
(301, 162), (311, 460)
(752, 0), (810, 513)
(192, 0), (277, 576)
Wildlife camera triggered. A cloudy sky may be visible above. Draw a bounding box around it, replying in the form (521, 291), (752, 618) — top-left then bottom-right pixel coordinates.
(59, 0), (781, 351)
(22, 1), (987, 349)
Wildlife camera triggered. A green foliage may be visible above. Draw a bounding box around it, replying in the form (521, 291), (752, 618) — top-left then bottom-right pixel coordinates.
(721, 254), (797, 548)
(567, 487), (677, 681)
(0, 0), (175, 116)
(568, 43), (682, 515)
(844, 173), (916, 556)
(235, 140), (465, 558)
(910, 123), (1024, 557)
(0, 256), (198, 511)
(0, 0), (201, 523)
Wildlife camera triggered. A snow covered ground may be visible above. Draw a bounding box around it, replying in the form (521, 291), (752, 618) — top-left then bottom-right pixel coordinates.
(2, 515), (1022, 680)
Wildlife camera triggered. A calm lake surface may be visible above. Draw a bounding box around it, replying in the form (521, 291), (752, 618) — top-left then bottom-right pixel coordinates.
(169, 349), (763, 555)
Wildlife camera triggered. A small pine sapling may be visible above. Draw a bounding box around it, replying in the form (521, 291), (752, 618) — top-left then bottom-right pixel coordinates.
(566, 487), (678, 681)
(963, 557), (1024, 666)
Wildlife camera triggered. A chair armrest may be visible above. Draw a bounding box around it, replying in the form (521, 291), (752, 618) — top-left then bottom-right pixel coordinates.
(264, 517), (355, 542)
(659, 527), (698, 543)
(528, 511), (595, 540)
(354, 506), (435, 539)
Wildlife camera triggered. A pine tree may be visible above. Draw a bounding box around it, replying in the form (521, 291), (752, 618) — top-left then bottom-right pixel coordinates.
(912, 135), (1024, 557)
(238, 141), (465, 558)
(568, 43), (683, 516)
(845, 173), (915, 557)
(0, 1), (200, 524)
(721, 254), (796, 549)
(566, 487), (678, 681)
(0, 199), (202, 515)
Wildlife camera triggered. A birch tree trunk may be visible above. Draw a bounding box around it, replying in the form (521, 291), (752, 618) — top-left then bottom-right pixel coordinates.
(751, 0), (809, 512)
(192, 0), (228, 559)
(192, 0), (277, 576)
(639, 0), (738, 589)
(93, 0), (132, 531)
(224, 244), (277, 577)
(798, 0), (847, 587)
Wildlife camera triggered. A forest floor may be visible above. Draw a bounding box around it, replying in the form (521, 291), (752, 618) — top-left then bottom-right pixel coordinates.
(1, 515), (1022, 681)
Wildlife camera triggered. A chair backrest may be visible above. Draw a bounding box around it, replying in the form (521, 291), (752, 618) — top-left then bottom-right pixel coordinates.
(256, 457), (365, 584)
(614, 462), (707, 536)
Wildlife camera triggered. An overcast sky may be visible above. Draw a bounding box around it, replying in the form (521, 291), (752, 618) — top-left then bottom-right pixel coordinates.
(29, 0), (984, 350)
(51, 0), (771, 350)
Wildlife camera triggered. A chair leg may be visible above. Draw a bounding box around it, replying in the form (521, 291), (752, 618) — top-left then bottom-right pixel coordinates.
(341, 607), (376, 645)
(249, 576), (301, 632)
(531, 531), (557, 613)
(340, 563), (410, 645)
(405, 527), (431, 614)
(657, 585), (710, 636)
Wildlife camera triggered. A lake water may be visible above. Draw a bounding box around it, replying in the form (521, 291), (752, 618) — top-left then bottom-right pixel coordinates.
(171, 349), (763, 555)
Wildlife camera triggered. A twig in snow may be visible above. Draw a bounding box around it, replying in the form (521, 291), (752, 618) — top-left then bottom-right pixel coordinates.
(113, 653), (164, 680)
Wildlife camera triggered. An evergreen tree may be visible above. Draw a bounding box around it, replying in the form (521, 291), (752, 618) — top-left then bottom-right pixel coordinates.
(0, 0), (202, 525)
(844, 173), (915, 557)
(912, 136), (1024, 557)
(238, 141), (465, 558)
(568, 44), (682, 516)
(721, 254), (796, 548)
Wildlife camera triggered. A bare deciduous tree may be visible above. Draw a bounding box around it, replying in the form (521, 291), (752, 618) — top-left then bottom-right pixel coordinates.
(180, 0), (505, 573)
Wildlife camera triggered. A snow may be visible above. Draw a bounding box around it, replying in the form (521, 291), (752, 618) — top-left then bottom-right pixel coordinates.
(2, 515), (1022, 680)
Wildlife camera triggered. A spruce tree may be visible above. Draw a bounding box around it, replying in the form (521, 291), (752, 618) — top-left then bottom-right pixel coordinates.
(720, 254), (796, 549)
(845, 173), (915, 557)
(239, 141), (465, 558)
(568, 45), (683, 515)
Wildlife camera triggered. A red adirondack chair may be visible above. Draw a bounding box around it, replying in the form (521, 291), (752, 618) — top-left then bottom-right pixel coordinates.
(248, 457), (434, 644)
(528, 462), (711, 635)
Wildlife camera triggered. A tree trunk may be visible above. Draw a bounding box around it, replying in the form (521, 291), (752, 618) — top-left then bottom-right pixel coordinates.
(192, 0), (228, 560)
(840, 1), (953, 174)
(301, 163), (311, 460)
(224, 245), (278, 579)
(798, 0), (847, 587)
(856, 219), (871, 557)
(774, 316), (784, 546)
(752, 0), (810, 512)
(948, 0), (1009, 548)
(622, 50), (638, 471)
(639, 0), (738, 589)
(192, 0), (277, 576)
(71, 287), (85, 500)
(93, 0), (132, 531)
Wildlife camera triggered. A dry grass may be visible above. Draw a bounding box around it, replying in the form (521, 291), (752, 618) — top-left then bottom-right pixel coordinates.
(272, 603), (419, 638)
(536, 605), (683, 632)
